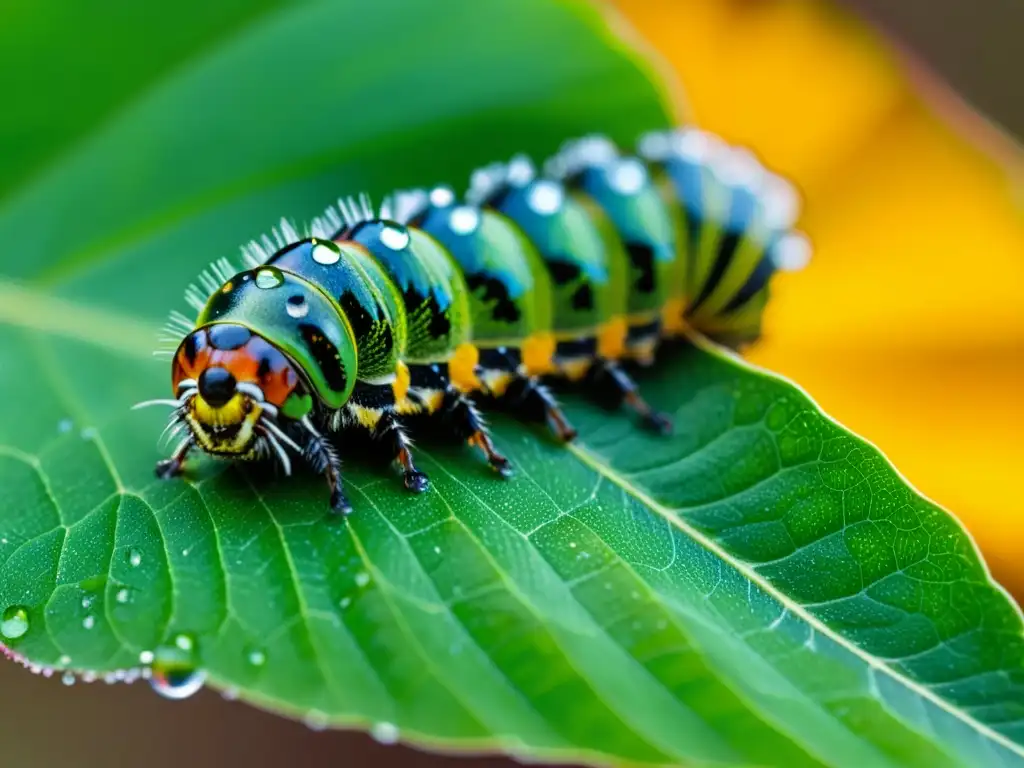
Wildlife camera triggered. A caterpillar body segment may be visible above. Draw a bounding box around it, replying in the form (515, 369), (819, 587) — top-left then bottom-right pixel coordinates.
(143, 128), (808, 512)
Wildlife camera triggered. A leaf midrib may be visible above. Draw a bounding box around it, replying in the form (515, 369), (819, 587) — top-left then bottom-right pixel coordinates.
(568, 348), (1024, 761)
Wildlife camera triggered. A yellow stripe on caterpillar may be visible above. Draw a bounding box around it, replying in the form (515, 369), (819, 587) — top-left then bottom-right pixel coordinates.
(449, 342), (481, 393)
(597, 315), (628, 360)
(521, 332), (556, 377)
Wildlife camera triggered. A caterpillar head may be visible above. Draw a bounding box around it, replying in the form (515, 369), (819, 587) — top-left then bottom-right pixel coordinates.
(147, 323), (308, 467)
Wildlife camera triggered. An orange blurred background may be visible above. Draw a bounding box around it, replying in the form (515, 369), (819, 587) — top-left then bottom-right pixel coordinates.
(610, 0), (1024, 597)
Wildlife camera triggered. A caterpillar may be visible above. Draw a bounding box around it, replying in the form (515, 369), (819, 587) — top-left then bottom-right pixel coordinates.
(138, 128), (810, 513)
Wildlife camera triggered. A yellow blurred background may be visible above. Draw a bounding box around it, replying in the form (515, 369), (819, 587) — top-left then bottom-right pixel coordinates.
(611, 0), (1024, 597)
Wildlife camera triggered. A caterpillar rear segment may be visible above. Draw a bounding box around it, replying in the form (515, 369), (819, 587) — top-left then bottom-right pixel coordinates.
(141, 128), (809, 512)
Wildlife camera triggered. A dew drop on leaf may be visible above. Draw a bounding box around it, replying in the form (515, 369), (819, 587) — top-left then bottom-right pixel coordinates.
(147, 635), (206, 700)
(354, 572), (370, 588)
(115, 588), (130, 604)
(82, 616), (95, 630)
(304, 710), (329, 731)
(0, 606), (29, 640)
(61, 671), (75, 686)
(246, 647), (266, 668)
(127, 548), (142, 568)
(59, 654), (71, 667)
(81, 595), (93, 609)
(371, 722), (400, 744)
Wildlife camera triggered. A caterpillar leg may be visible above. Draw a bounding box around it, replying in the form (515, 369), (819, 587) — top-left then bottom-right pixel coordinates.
(585, 359), (672, 435)
(438, 386), (513, 477)
(503, 374), (577, 442)
(342, 383), (430, 497)
(477, 347), (577, 443)
(155, 437), (194, 480)
(375, 412), (430, 494)
(298, 417), (351, 514)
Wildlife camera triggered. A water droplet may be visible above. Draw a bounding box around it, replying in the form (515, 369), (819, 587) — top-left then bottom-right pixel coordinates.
(221, 687), (239, 701)
(115, 588), (130, 605)
(255, 267), (284, 289)
(82, 671), (98, 683)
(379, 224), (410, 251)
(246, 647), (266, 668)
(80, 427), (97, 440)
(371, 721), (400, 745)
(304, 710), (329, 731)
(127, 548), (142, 568)
(433, 546), (441, 555)
(448, 206), (479, 235)
(569, 541), (577, 549)
(61, 671), (76, 686)
(181, 548), (190, 557)
(148, 636), (205, 701)
(59, 654), (72, 666)
(339, 597), (351, 610)
(608, 157), (648, 195)
(81, 595), (93, 609)
(58, 418), (73, 433)
(354, 572), (370, 588)
(311, 243), (340, 265)
(429, 186), (455, 207)
(139, 650), (155, 665)
(82, 616), (95, 630)
(527, 180), (563, 215)
(1, 606), (29, 640)
(285, 294), (309, 319)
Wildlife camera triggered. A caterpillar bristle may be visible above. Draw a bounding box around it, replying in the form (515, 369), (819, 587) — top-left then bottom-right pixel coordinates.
(388, 189), (431, 225)
(467, 154), (536, 206)
(163, 310), (195, 335)
(310, 205), (345, 240)
(545, 134), (619, 179)
(277, 218), (301, 246)
(240, 241), (267, 268)
(184, 285), (208, 313)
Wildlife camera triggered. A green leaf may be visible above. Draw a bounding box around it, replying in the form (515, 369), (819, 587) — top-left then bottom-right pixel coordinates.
(2, 1), (1022, 766)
